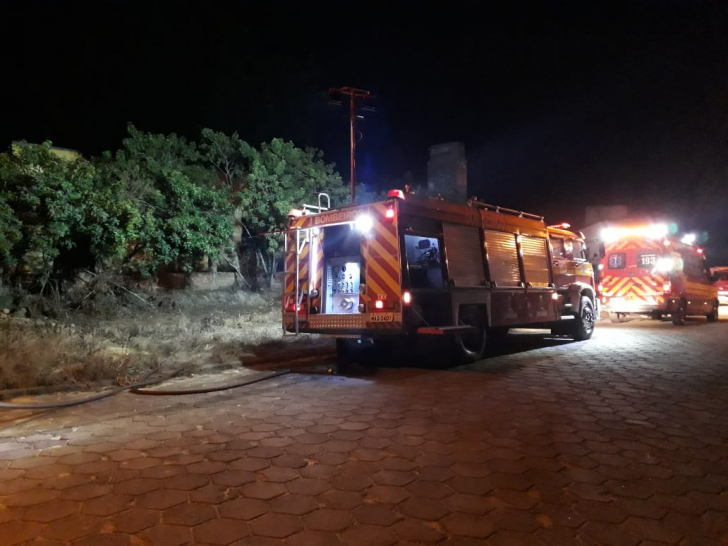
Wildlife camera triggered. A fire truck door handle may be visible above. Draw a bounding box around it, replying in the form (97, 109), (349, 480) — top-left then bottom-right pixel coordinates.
(554, 262), (560, 267)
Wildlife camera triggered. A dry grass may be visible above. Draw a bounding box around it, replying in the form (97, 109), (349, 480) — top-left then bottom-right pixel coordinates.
(0, 287), (332, 392)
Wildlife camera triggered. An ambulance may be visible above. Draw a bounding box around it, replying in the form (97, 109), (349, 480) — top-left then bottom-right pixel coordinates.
(599, 224), (719, 325)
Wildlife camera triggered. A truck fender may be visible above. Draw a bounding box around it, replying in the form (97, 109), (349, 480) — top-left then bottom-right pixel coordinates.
(563, 283), (595, 313)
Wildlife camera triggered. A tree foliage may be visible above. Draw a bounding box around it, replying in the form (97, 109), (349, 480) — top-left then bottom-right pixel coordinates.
(0, 126), (350, 289)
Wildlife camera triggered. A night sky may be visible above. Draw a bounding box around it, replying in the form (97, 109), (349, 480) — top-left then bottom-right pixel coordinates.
(3, 1), (728, 260)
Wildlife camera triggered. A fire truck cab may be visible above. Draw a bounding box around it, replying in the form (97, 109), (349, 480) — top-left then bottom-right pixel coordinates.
(599, 224), (719, 325)
(547, 225), (599, 321)
(283, 191), (597, 365)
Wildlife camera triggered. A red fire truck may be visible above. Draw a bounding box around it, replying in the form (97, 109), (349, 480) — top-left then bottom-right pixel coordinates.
(282, 191), (597, 364)
(599, 224), (719, 325)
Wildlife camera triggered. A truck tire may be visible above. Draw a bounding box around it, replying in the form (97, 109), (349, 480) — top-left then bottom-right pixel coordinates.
(706, 302), (719, 322)
(571, 296), (595, 341)
(671, 300), (687, 326)
(609, 312), (625, 323)
(455, 306), (487, 363)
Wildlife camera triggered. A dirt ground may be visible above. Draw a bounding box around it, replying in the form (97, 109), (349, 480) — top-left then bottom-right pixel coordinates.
(0, 287), (333, 394)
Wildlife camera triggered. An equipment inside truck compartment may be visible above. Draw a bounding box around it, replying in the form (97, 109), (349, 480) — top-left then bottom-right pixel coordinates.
(404, 235), (444, 289)
(322, 224), (363, 314)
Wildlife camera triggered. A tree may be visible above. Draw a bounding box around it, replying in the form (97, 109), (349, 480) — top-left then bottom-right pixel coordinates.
(96, 126), (233, 277)
(0, 142), (100, 286)
(238, 138), (346, 281)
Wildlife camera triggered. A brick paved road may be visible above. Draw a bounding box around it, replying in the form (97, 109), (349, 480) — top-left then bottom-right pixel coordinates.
(1, 315), (727, 545)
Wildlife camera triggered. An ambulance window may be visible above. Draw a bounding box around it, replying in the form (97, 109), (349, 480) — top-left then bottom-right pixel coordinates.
(607, 253), (626, 269)
(484, 230), (521, 287)
(683, 254), (705, 281)
(404, 235), (444, 289)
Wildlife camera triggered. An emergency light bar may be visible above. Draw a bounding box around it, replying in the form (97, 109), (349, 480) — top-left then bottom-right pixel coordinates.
(601, 223), (668, 243)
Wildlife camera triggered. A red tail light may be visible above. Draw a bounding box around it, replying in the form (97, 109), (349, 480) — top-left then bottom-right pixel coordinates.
(374, 300), (384, 309)
(597, 283), (603, 293)
(385, 208), (395, 219)
(663, 282), (671, 294)
(402, 291), (412, 304)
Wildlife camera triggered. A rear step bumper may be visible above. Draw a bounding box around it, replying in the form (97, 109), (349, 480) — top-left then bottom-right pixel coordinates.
(417, 326), (475, 335)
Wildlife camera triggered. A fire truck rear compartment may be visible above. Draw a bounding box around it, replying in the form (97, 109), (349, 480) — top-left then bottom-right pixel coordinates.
(321, 224), (362, 315)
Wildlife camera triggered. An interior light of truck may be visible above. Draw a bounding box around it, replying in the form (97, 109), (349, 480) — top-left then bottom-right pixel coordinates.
(385, 208), (395, 219)
(355, 214), (374, 233)
(374, 300), (384, 309)
(403, 291), (412, 304)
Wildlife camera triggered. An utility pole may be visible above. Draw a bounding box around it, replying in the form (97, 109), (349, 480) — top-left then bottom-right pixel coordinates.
(328, 87), (374, 204)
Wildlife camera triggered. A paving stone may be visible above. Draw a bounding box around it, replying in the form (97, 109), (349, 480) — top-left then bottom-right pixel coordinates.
(0, 520), (43, 545)
(352, 503), (402, 526)
(140, 523), (191, 546)
(42, 514), (103, 541)
(261, 466), (300, 483)
(406, 479), (454, 499)
(319, 489), (365, 510)
(286, 478), (331, 496)
(286, 529), (345, 546)
(269, 493), (318, 515)
(219, 497), (270, 520)
(4, 488), (59, 506)
(212, 469), (257, 487)
(242, 481), (287, 500)
(22, 498), (78, 522)
(137, 488), (188, 510)
(304, 508), (355, 531)
(580, 521), (640, 545)
(249, 512), (303, 538)
(230, 457), (271, 472)
(393, 518), (447, 543)
(164, 472), (209, 491)
(441, 512), (497, 538)
(621, 516), (684, 544)
(112, 478), (162, 495)
(400, 497), (451, 520)
(112, 508), (160, 533)
(340, 524), (398, 546)
(193, 517), (251, 544)
(488, 530), (549, 545)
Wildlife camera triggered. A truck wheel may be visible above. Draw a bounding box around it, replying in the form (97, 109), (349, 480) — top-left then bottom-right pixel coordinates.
(608, 312), (624, 324)
(707, 302), (719, 322)
(671, 300), (687, 326)
(455, 306), (487, 363)
(571, 297), (595, 341)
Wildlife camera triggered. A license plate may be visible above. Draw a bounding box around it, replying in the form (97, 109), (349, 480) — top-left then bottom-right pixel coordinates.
(370, 313), (394, 323)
